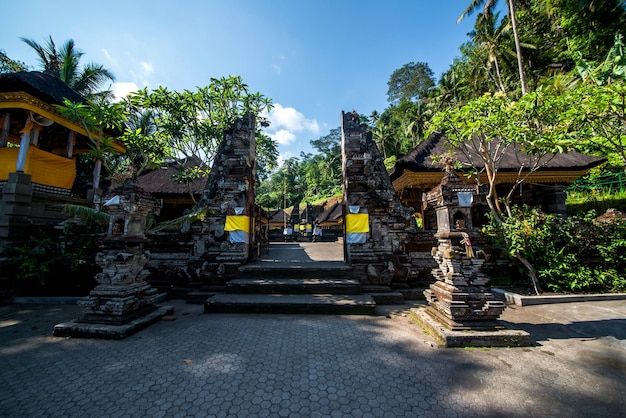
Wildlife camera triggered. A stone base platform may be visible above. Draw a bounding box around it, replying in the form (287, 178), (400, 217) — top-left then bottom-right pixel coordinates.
(53, 305), (174, 340)
(409, 306), (532, 348)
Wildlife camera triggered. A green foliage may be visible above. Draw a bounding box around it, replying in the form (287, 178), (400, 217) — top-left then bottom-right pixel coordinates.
(0, 49), (28, 73)
(126, 78), (275, 190)
(8, 231), (65, 286)
(5, 218), (105, 296)
(20, 36), (115, 99)
(565, 81), (626, 169)
(387, 62), (435, 104)
(482, 206), (626, 293)
(375, 100), (432, 159)
(54, 98), (127, 179)
(256, 128), (342, 209)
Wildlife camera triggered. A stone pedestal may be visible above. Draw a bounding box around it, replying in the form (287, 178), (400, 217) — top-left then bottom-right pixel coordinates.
(413, 232), (530, 346)
(53, 183), (173, 339)
(76, 250), (159, 325)
(423, 233), (506, 331)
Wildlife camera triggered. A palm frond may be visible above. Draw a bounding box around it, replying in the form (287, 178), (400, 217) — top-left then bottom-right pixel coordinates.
(52, 204), (110, 224)
(148, 209), (207, 233)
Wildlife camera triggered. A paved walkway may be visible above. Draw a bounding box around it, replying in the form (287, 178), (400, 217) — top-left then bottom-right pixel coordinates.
(2, 242), (625, 417)
(1, 296), (625, 417)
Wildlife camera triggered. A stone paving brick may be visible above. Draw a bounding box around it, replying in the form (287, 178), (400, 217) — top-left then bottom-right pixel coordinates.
(1, 300), (625, 417)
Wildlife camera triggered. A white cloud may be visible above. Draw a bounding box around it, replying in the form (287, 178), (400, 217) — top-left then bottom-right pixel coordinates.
(270, 129), (296, 146)
(112, 81), (139, 101)
(272, 54), (286, 75)
(266, 104), (319, 134)
(277, 151), (294, 167)
(140, 61), (154, 76)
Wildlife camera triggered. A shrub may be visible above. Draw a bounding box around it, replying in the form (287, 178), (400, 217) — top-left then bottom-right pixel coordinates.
(5, 218), (104, 296)
(482, 206), (626, 293)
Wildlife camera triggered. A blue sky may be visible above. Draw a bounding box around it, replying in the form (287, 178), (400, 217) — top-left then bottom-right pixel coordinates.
(1, 0), (477, 162)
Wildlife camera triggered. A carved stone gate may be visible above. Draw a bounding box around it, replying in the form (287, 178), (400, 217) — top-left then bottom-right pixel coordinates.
(146, 111), (438, 290)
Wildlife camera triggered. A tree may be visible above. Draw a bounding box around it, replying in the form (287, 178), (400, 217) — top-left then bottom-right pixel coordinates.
(0, 50), (27, 74)
(54, 98), (128, 189)
(575, 34), (626, 86)
(546, 0), (626, 66)
(20, 36), (115, 99)
(458, 0), (528, 94)
(566, 35), (626, 172)
(428, 91), (575, 293)
(309, 127), (342, 196)
(386, 62), (435, 104)
(127, 76), (274, 188)
(55, 76), (275, 201)
(567, 82), (626, 172)
(469, 11), (513, 93)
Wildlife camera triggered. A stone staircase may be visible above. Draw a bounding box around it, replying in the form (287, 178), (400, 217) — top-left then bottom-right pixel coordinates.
(203, 261), (377, 315)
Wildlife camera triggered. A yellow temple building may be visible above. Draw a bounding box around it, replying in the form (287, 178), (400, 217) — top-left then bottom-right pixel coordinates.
(0, 71), (125, 243)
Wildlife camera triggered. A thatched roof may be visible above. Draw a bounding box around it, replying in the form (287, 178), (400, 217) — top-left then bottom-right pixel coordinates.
(0, 71), (124, 152)
(0, 71), (86, 105)
(267, 208), (290, 224)
(315, 201), (343, 225)
(135, 157), (206, 196)
(390, 132), (607, 182)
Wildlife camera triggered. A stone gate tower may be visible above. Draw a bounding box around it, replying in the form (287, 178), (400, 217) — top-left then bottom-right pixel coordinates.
(341, 110), (418, 283)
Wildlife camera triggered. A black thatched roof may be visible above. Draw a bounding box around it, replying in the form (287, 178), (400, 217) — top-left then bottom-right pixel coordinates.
(315, 201), (343, 224)
(389, 132), (607, 182)
(135, 157), (206, 196)
(0, 71), (86, 105)
(267, 208), (290, 223)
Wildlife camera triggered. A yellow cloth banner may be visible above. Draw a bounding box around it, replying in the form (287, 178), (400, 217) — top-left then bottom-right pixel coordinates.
(346, 213), (370, 233)
(0, 147), (76, 189)
(225, 215), (250, 233)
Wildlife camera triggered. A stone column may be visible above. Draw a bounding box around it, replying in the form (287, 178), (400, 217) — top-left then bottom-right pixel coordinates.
(422, 169), (506, 331)
(76, 183), (161, 324)
(0, 172), (33, 240)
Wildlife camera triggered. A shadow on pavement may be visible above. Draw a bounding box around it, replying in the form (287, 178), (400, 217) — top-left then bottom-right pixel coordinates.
(500, 318), (626, 344)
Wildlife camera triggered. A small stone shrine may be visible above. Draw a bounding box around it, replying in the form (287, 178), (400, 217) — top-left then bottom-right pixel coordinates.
(411, 160), (531, 347)
(53, 183), (173, 339)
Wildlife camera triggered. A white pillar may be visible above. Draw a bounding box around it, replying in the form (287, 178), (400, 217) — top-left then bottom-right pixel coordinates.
(15, 132), (31, 172)
(30, 127), (40, 146)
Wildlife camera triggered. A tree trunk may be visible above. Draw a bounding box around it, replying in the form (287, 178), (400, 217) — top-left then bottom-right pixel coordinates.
(514, 253), (542, 295)
(507, 0), (527, 95)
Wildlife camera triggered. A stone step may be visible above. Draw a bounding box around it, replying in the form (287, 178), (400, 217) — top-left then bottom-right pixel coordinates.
(204, 293), (376, 315)
(399, 288), (427, 301)
(226, 278), (361, 295)
(362, 285), (393, 293)
(186, 291), (217, 304)
(238, 261), (354, 279)
(368, 292), (405, 305)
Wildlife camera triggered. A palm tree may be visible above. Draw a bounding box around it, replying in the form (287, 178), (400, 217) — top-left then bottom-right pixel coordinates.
(20, 36), (115, 99)
(403, 101), (431, 149)
(469, 12), (512, 93)
(458, 0), (528, 94)
(372, 120), (391, 160)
